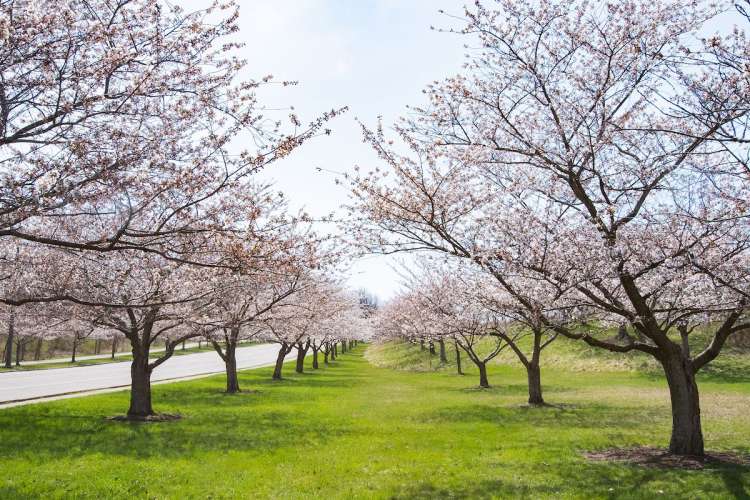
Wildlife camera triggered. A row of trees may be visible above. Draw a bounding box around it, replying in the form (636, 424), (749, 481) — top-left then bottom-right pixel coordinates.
(378, 263), (555, 398)
(0, 0), (369, 419)
(353, 0), (750, 456)
(2, 325), (157, 368)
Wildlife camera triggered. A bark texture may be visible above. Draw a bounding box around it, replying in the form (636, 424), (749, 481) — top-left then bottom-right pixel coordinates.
(128, 350), (154, 417)
(455, 341), (463, 375)
(526, 363), (544, 405)
(295, 340), (310, 373)
(477, 362), (489, 388)
(3, 309), (15, 368)
(224, 342), (240, 393)
(34, 338), (43, 361)
(663, 351), (704, 455)
(273, 343), (292, 380)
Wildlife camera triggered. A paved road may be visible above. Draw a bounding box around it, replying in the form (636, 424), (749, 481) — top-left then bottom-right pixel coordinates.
(20, 342), (202, 366)
(0, 343), (287, 405)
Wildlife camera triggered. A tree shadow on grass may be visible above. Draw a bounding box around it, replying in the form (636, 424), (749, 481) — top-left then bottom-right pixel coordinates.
(419, 402), (666, 431)
(389, 479), (552, 499)
(391, 459), (749, 499)
(251, 373), (367, 390)
(0, 400), (354, 461)
(719, 467), (750, 499)
(453, 382), (575, 397)
(0, 361), (365, 462)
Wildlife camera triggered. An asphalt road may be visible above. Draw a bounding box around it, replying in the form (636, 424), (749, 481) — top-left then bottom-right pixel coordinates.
(0, 343), (287, 405)
(20, 342), (201, 366)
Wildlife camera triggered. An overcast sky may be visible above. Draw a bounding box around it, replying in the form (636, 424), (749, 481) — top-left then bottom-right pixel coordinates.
(184, 0), (468, 301)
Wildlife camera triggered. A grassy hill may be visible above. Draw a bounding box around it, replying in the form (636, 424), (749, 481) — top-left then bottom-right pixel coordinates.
(367, 330), (750, 386)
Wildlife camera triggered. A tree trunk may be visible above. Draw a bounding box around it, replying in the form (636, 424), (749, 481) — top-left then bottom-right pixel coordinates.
(341, 341), (347, 354)
(420, 339), (425, 351)
(526, 362), (544, 405)
(455, 341), (463, 375)
(439, 339), (447, 363)
(324, 349), (329, 364)
(477, 361), (489, 388)
(15, 340), (22, 366)
(273, 343), (288, 380)
(295, 341), (309, 373)
(34, 338), (43, 361)
(525, 331), (545, 405)
(94, 339), (101, 355)
(225, 342), (240, 393)
(71, 339), (77, 363)
(128, 350), (154, 418)
(3, 309), (14, 368)
(662, 353), (704, 456)
(429, 341), (436, 355)
(312, 349), (319, 369)
(111, 338), (118, 359)
(333, 343), (338, 357)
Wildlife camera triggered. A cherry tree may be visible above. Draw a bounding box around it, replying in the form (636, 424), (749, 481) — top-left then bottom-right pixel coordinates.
(417, 262), (564, 402)
(0, 0), (345, 413)
(398, 269), (512, 389)
(0, 304), (44, 367)
(81, 252), (215, 419)
(262, 282), (322, 380)
(185, 185), (326, 392)
(0, 300), (94, 366)
(261, 281), (363, 379)
(0, 0), (342, 266)
(198, 264), (305, 392)
(350, 0), (750, 455)
(2, 240), (216, 419)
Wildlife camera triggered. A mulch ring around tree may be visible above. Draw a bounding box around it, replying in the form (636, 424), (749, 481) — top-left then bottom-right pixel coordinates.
(585, 447), (750, 470)
(106, 413), (182, 423)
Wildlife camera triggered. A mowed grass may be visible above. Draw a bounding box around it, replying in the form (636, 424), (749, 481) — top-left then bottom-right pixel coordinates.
(0, 343), (749, 499)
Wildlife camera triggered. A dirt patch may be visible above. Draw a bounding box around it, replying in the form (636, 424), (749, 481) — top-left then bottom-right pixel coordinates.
(106, 413), (182, 423)
(585, 447), (750, 470)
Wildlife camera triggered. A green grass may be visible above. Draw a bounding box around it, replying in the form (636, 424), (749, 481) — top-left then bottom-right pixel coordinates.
(0, 343), (748, 499)
(382, 330), (750, 384)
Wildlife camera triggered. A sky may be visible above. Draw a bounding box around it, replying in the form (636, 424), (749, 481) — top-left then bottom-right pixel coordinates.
(183, 1), (742, 302)
(186, 0), (469, 301)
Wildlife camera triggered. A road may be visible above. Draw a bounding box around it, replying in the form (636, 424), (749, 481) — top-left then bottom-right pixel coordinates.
(20, 342), (202, 366)
(0, 343), (287, 406)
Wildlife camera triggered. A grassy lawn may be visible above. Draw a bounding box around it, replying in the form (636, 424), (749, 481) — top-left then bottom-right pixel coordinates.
(0, 343), (748, 499)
